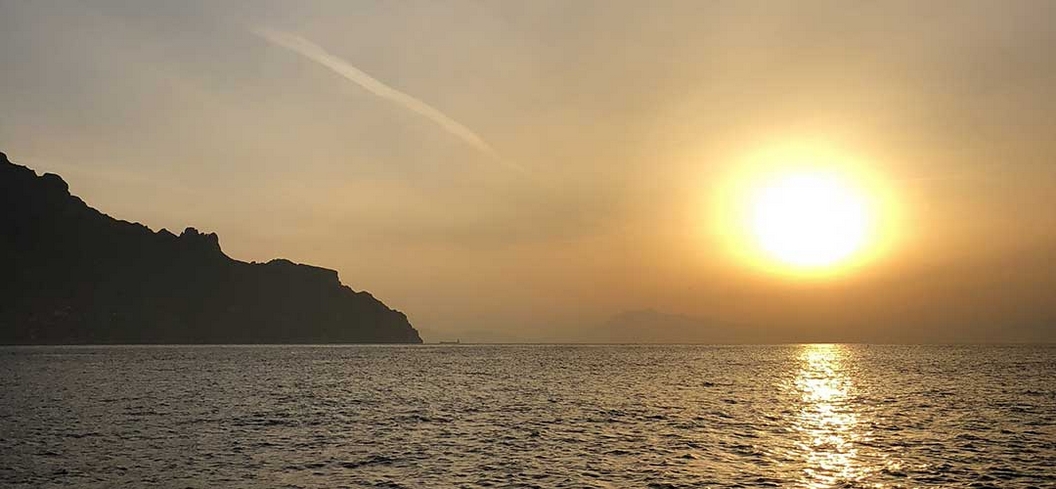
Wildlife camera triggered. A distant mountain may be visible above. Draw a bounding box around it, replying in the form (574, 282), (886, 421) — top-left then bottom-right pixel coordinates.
(0, 152), (422, 344)
(594, 309), (761, 344)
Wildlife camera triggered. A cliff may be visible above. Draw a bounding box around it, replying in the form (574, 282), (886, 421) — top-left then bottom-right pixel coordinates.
(0, 152), (422, 344)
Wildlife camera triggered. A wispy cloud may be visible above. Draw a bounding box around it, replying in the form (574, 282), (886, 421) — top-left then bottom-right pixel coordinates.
(254, 28), (524, 174)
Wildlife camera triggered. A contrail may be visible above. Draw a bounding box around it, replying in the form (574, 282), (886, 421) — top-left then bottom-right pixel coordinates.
(254, 28), (524, 174)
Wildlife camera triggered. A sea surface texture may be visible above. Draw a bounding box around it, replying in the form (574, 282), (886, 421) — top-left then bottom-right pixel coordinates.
(1, 344), (1054, 488)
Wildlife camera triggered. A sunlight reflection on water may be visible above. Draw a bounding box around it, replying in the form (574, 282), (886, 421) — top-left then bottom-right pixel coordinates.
(793, 344), (868, 488)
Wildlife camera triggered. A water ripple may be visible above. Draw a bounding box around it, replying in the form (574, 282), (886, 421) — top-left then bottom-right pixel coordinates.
(1, 344), (1054, 488)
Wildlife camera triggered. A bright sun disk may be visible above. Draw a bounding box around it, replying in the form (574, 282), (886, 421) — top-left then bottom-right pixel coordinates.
(706, 144), (901, 279)
(749, 172), (870, 268)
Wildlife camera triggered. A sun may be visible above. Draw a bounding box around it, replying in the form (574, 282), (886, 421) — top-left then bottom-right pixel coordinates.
(707, 144), (899, 279)
(749, 171), (870, 268)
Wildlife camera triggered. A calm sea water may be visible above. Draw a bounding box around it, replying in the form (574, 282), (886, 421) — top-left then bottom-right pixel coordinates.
(1, 344), (1054, 488)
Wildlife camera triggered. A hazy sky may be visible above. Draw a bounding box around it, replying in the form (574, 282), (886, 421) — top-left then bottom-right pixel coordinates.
(3, 1), (1055, 342)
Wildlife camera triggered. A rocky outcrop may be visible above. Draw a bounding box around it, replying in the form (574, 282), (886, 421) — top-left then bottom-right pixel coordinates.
(0, 152), (422, 344)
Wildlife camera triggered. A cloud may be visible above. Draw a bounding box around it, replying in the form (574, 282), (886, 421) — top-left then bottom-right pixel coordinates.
(253, 28), (524, 174)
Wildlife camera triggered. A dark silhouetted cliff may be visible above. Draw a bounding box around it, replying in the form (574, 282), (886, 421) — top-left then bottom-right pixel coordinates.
(0, 152), (422, 344)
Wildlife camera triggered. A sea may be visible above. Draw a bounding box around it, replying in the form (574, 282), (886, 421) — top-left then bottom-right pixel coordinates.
(1, 344), (1054, 488)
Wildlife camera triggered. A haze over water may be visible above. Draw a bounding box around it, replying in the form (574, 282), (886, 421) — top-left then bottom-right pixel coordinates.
(3, 344), (1054, 488)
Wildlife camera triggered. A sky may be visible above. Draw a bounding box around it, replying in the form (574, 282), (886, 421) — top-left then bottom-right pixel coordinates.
(2, 0), (1055, 342)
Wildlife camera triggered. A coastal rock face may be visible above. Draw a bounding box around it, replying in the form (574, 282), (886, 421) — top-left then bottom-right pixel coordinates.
(0, 152), (422, 344)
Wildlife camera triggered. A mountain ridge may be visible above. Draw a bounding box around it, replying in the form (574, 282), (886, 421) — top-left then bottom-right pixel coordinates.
(0, 151), (422, 344)
(593, 308), (767, 344)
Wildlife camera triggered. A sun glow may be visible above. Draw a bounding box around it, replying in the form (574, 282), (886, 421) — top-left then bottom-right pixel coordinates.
(709, 144), (900, 279)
